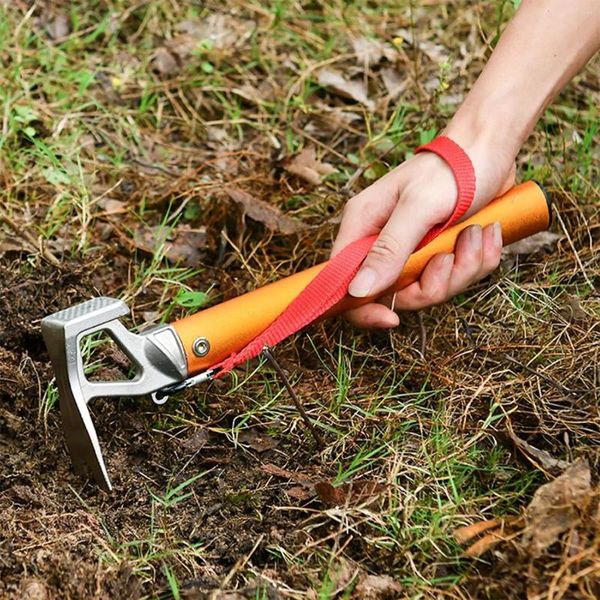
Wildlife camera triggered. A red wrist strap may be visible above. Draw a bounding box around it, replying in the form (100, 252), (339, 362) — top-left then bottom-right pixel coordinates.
(414, 135), (476, 247)
(213, 234), (377, 376)
(213, 136), (475, 377)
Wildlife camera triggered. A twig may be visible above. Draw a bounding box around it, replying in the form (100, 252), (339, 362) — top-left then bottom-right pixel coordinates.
(0, 213), (61, 267)
(212, 533), (264, 598)
(417, 311), (427, 357)
(262, 346), (325, 449)
(459, 318), (577, 397)
(554, 207), (595, 291)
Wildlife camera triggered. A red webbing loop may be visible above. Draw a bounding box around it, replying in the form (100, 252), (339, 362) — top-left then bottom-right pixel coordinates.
(213, 235), (377, 376)
(415, 135), (476, 247)
(213, 136), (476, 377)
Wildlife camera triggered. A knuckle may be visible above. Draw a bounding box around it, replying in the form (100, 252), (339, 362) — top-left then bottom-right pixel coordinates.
(342, 193), (370, 219)
(369, 233), (403, 262)
(346, 191), (370, 209)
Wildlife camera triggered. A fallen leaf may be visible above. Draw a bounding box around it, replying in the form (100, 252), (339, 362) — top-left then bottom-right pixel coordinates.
(210, 593), (245, 600)
(165, 226), (207, 265)
(0, 241), (28, 254)
(98, 198), (127, 215)
(394, 29), (448, 64)
(315, 480), (386, 507)
(565, 295), (588, 323)
(314, 482), (347, 506)
(238, 429), (278, 453)
(285, 486), (313, 501)
(318, 69), (375, 110)
(353, 574), (401, 599)
(284, 147), (336, 186)
(260, 463), (313, 485)
(142, 311), (160, 323)
(226, 187), (308, 234)
(154, 15), (254, 76)
(152, 47), (179, 76)
(508, 430), (570, 474)
(351, 36), (397, 66)
(503, 231), (561, 256)
(522, 458), (591, 556)
(330, 561), (358, 595)
(380, 68), (407, 98)
(133, 224), (207, 266)
(418, 40), (450, 65)
(47, 14), (70, 41)
(20, 577), (49, 600)
(173, 14), (250, 52)
(181, 428), (212, 452)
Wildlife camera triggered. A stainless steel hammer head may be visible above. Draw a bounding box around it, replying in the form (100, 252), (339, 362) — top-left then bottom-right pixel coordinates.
(42, 297), (189, 491)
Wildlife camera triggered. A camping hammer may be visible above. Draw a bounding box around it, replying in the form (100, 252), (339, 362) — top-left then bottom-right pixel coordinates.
(42, 181), (552, 491)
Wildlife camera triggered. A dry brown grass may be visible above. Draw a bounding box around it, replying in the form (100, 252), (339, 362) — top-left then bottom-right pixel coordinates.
(0, 1), (598, 598)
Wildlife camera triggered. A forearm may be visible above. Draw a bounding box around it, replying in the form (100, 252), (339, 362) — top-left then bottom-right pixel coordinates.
(446, 0), (600, 157)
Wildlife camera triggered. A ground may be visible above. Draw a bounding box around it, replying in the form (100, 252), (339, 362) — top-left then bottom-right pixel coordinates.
(0, 1), (598, 599)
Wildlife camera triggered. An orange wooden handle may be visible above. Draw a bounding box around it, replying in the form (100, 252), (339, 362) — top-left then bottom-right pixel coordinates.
(173, 181), (551, 374)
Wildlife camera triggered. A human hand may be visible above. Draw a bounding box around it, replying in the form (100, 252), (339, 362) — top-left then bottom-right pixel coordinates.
(331, 134), (516, 328)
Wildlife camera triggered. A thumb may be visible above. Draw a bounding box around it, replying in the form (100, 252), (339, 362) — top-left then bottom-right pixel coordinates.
(347, 199), (437, 298)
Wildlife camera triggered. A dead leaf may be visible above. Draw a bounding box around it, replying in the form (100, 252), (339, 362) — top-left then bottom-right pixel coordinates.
(285, 147), (336, 186)
(20, 577), (49, 600)
(318, 69), (375, 110)
(522, 458), (591, 556)
(566, 295), (588, 322)
(394, 29), (448, 64)
(210, 593), (245, 600)
(503, 231), (561, 256)
(181, 428), (211, 452)
(238, 429), (278, 453)
(353, 574), (401, 599)
(98, 198), (127, 215)
(314, 482), (347, 506)
(47, 14), (70, 41)
(152, 47), (179, 76)
(380, 68), (407, 98)
(285, 486), (313, 501)
(133, 224), (207, 266)
(142, 311), (160, 323)
(330, 561), (359, 595)
(226, 187), (308, 234)
(173, 14), (251, 52)
(315, 480), (386, 507)
(155, 15), (254, 74)
(0, 241), (28, 254)
(351, 37), (397, 66)
(260, 463), (313, 485)
(508, 430), (570, 474)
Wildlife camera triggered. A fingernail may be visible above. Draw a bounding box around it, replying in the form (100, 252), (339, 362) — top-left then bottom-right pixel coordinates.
(469, 225), (482, 251)
(348, 267), (377, 297)
(493, 222), (502, 248)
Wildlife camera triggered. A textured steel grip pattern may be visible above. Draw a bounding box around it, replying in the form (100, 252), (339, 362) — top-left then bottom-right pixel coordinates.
(43, 297), (130, 330)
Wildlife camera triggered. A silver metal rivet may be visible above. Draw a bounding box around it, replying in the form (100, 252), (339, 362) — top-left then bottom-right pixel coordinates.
(192, 337), (210, 357)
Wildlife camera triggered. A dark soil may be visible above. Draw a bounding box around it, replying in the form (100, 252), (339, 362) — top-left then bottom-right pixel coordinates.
(0, 256), (313, 599)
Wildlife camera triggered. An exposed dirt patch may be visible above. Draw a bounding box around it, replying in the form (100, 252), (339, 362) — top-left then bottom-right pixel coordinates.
(1, 1), (598, 598)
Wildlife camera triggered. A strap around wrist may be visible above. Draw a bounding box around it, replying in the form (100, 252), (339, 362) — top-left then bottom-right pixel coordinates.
(415, 135), (476, 248)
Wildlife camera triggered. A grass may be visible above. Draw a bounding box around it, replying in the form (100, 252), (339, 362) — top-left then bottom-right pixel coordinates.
(0, 1), (598, 599)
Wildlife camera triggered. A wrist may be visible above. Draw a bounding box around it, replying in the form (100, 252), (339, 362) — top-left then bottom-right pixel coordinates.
(443, 103), (524, 163)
